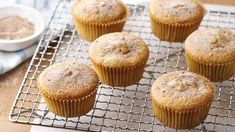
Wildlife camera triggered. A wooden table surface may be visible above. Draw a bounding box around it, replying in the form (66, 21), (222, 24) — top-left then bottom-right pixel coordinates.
(0, 1), (235, 132)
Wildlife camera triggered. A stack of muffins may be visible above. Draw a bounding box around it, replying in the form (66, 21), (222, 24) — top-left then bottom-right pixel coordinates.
(36, 0), (235, 130)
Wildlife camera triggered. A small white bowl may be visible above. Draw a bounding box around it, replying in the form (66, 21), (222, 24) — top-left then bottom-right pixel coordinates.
(0, 4), (45, 51)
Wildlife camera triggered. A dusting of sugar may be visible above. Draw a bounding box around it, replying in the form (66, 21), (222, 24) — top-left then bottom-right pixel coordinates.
(39, 62), (98, 95)
(150, 0), (203, 22)
(186, 28), (235, 63)
(76, 0), (126, 22)
(89, 32), (149, 66)
(151, 71), (215, 108)
(164, 72), (206, 94)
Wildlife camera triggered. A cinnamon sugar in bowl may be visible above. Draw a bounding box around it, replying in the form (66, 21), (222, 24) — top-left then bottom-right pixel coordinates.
(0, 16), (34, 40)
(0, 5), (45, 51)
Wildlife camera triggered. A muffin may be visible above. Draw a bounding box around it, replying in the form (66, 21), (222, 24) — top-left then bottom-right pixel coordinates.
(72, 0), (128, 41)
(185, 28), (235, 81)
(89, 32), (149, 87)
(151, 71), (215, 129)
(148, 0), (205, 42)
(37, 61), (99, 117)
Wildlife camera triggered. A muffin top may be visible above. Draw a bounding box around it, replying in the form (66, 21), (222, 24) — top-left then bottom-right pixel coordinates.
(37, 61), (99, 100)
(149, 0), (205, 23)
(89, 32), (149, 68)
(151, 71), (214, 110)
(185, 28), (235, 63)
(72, 0), (127, 23)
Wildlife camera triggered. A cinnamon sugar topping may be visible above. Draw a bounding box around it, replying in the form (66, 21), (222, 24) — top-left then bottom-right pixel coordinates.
(74, 0), (127, 23)
(165, 72), (205, 91)
(37, 62), (99, 99)
(185, 28), (235, 63)
(151, 71), (215, 108)
(149, 0), (205, 23)
(89, 32), (149, 67)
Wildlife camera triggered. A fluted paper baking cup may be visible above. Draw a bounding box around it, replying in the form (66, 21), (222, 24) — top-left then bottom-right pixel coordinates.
(90, 59), (147, 87)
(40, 88), (97, 117)
(72, 13), (127, 42)
(186, 53), (235, 82)
(148, 11), (203, 42)
(151, 98), (212, 129)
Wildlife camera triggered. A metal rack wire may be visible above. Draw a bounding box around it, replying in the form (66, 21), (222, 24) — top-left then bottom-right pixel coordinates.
(9, 0), (235, 131)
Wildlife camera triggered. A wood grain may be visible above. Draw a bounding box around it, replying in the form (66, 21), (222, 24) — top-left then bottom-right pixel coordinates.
(0, 60), (31, 132)
(0, 0), (234, 132)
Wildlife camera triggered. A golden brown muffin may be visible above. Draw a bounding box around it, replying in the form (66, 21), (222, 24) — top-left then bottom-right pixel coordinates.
(72, 0), (128, 41)
(89, 32), (149, 87)
(37, 61), (99, 117)
(185, 28), (235, 81)
(151, 71), (215, 129)
(148, 0), (205, 42)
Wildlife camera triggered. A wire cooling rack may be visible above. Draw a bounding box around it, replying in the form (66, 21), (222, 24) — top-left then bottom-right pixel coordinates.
(9, 0), (235, 131)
